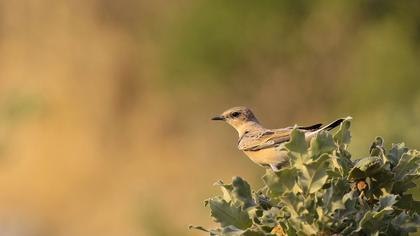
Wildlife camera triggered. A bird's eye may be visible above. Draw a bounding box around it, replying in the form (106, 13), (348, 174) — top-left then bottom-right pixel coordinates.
(231, 112), (241, 118)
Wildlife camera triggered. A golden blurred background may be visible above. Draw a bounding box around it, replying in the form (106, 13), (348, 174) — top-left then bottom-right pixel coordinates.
(0, 0), (420, 235)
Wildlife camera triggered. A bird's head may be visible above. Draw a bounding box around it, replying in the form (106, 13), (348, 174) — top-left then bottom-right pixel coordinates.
(211, 106), (259, 132)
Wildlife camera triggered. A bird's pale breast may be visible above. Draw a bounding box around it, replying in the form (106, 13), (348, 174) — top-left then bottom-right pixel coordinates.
(243, 147), (289, 166)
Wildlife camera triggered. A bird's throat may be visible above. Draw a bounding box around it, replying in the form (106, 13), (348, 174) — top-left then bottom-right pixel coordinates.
(235, 121), (263, 137)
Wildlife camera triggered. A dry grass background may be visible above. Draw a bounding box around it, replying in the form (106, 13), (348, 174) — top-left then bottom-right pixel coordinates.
(0, 1), (419, 235)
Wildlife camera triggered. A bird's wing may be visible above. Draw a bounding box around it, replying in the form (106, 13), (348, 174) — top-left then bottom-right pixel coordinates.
(238, 128), (295, 151)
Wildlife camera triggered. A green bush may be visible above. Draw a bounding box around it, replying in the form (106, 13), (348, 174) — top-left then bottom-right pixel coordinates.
(191, 119), (420, 235)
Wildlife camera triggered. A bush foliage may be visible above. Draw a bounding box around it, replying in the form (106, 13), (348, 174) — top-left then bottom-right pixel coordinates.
(191, 119), (420, 235)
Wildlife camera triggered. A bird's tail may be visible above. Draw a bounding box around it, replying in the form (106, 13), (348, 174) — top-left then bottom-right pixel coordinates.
(319, 116), (352, 132)
(304, 117), (351, 141)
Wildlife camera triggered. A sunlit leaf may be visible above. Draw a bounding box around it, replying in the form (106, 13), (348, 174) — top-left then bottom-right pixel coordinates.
(297, 153), (330, 194)
(284, 128), (308, 154)
(333, 117), (352, 147)
(207, 197), (252, 230)
(262, 168), (297, 197)
(310, 131), (336, 157)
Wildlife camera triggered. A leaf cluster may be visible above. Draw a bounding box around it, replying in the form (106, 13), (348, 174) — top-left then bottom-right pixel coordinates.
(191, 119), (420, 235)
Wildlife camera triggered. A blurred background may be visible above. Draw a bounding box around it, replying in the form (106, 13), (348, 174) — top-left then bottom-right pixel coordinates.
(0, 0), (420, 235)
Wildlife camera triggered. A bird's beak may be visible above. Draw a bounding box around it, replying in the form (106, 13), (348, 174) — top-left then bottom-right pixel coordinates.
(211, 115), (225, 121)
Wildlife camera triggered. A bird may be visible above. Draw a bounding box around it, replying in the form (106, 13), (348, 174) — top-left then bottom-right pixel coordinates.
(211, 106), (346, 171)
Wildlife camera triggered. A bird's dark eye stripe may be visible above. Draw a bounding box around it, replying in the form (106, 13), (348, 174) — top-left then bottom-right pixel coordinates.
(231, 112), (241, 117)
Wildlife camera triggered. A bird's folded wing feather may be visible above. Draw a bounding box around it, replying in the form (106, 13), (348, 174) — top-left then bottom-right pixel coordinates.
(238, 128), (293, 151)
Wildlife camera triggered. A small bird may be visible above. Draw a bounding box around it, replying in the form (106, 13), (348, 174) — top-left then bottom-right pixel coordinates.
(211, 106), (345, 171)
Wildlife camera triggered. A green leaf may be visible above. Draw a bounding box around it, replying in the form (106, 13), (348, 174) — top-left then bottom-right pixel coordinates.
(390, 212), (420, 236)
(231, 176), (255, 208)
(355, 207), (394, 234)
(348, 156), (383, 181)
(375, 194), (398, 211)
(333, 117), (352, 146)
(259, 207), (281, 228)
(387, 143), (409, 166)
(241, 229), (266, 236)
(392, 151), (420, 193)
(262, 168), (297, 197)
(284, 128), (308, 154)
(193, 225), (265, 236)
(322, 179), (350, 214)
(297, 153), (330, 194)
(331, 150), (353, 176)
(335, 190), (358, 219)
(280, 192), (318, 235)
(214, 177), (255, 209)
(221, 225), (247, 236)
(347, 167), (365, 181)
(280, 192), (305, 218)
(369, 136), (385, 157)
(189, 225), (224, 235)
(214, 180), (234, 202)
(208, 197), (252, 230)
(393, 152), (420, 181)
(395, 194), (420, 213)
(298, 223), (318, 235)
(309, 131), (336, 157)
(354, 156), (383, 172)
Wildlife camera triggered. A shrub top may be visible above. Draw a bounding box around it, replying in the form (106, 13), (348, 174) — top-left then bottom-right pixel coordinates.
(191, 118), (420, 236)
